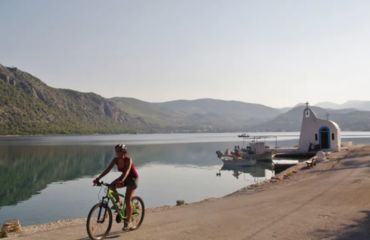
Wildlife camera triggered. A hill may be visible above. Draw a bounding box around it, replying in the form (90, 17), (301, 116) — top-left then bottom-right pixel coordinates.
(316, 100), (370, 111)
(112, 98), (281, 132)
(0, 65), (150, 134)
(254, 106), (370, 131)
(0, 64), (280, 134)
(1, 64), (370, 134)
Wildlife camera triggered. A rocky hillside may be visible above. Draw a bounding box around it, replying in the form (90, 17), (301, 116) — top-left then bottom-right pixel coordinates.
(1, 64), (370, 135)
(0, 64), (280, 134)
(0, 65), (149, 134)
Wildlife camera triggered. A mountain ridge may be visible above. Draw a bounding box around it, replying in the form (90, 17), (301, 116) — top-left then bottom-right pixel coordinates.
(315, 100), (370, 111)
(0, 64), (279, 134)
(1, 64), (370, 134)
(254, 106), (370, 131)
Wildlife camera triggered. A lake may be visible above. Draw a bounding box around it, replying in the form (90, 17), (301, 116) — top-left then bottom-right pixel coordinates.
(1, 132), (370, 225)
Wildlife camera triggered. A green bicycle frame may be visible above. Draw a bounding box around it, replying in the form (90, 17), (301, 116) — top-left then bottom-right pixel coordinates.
(106, 188), (127, 219)
(97, 185), (140, 226)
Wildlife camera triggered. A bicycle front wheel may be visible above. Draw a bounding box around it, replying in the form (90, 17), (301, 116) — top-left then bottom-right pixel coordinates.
(130, 196), (145, 230)
(86, 202), (112, 240)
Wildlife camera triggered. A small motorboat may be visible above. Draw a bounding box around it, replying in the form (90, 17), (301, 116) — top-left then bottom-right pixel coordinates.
(216, 135), (275, 166)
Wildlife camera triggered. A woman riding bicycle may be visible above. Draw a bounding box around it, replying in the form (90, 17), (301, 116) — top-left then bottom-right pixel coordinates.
(93, 144), (139, 231)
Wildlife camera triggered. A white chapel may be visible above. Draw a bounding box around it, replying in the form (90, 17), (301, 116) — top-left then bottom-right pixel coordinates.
(298, 103), (341, 153)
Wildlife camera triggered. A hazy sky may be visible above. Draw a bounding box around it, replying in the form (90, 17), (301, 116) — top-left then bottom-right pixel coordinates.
(1, 0), (370, 108)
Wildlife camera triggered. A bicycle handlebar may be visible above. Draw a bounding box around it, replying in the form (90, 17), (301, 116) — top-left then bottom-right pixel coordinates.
(94, 181), (110, 187)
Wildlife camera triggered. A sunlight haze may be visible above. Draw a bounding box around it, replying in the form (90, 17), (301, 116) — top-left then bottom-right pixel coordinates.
(1, 0), (369, 107)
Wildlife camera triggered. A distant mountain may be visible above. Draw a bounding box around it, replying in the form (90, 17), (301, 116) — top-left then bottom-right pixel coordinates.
(316, 100), (370, 111)
(112, 98), (281, 132)
(0, 64), (280, 134)
(254, 106), (370, 131)
(315, 101), (342, 109)
(1, 64), (370, 134)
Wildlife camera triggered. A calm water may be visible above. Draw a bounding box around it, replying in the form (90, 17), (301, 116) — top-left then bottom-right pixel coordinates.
(0, 132), (370, 225)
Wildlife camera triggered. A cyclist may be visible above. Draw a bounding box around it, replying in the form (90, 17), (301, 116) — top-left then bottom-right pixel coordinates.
(93, 144), (139, 231)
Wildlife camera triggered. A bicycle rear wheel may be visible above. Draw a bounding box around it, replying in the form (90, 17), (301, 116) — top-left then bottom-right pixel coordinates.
(130, 196), (145, 230)
(86, 202), (112, 240)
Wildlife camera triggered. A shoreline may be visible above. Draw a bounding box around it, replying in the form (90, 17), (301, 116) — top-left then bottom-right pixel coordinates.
(0, 131), (246, 138)
(5, 144), (370, 239)
(5, 154), (299, 235)
(13, 196), (225, 237)
(5, 151), (320, 234)
(14, 152), (300, 231)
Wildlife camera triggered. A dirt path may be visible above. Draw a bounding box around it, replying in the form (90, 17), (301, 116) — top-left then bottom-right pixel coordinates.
(11, 145), (370, 240)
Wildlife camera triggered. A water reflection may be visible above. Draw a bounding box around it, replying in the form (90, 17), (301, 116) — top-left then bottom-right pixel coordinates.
(218, 163), (273, 179)
(0, 142), (263, 209)
(0, 145), (110, 207)
(1, 134), (370, 225)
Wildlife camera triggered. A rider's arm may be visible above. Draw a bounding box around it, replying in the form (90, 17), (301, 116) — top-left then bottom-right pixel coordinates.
(95, 158), (116, 182)
(115, 158), (132, 183)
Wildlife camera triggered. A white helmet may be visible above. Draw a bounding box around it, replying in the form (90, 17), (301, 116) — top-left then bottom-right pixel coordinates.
(115, 144), (127, 152)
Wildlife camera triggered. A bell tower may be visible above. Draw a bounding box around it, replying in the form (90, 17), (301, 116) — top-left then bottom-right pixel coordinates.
(304, 102), (310, 118)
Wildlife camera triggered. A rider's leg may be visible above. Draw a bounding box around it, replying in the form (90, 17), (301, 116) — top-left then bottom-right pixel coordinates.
(113, 189), (122, 206)
(110, 181), (122, 206)
(124, 186), (135, 224)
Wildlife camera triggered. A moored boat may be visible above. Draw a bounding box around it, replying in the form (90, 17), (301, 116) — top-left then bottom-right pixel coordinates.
(216, 134), (275, 165)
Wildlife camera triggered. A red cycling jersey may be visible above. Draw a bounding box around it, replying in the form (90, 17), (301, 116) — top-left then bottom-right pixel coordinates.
(116, 157), (139, 178)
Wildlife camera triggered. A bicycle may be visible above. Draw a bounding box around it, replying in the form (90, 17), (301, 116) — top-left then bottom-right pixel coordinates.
(86, 181), (145, 240)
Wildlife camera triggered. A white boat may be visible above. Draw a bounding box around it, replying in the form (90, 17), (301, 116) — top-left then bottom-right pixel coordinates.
(221, 157), (257, 166)
(216, 135), (275, 165)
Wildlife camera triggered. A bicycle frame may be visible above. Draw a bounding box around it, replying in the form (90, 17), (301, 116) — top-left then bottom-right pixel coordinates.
(95, 183), (139, 225)
(104, 188), (127, 219)
(87, 180), (144, 240)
